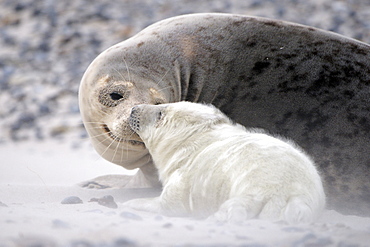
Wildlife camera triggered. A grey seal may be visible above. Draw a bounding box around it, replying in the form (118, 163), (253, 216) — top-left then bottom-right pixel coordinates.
(124, 101), (325, 223)
(79, 13), (370, 216)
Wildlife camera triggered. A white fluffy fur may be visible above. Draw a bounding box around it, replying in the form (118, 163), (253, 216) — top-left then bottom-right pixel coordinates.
(125, 102), (326, 224)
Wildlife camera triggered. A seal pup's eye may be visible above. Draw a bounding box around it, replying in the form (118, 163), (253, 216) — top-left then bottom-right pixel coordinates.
(110, 92), (124, 101)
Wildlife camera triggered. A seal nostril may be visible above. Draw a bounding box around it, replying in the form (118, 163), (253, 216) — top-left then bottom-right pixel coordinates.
(129, 114), (140, 132)
(131, 106), (138, 116)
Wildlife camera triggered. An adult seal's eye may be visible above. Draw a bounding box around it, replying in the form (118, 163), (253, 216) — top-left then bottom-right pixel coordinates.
(110, 92), (124, 101)
(98, 85), (129, 107)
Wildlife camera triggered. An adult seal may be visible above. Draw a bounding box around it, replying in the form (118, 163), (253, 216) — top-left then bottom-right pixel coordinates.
(79, 13), (370, 216)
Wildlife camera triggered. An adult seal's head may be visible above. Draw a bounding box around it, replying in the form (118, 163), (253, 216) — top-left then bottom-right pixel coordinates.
(79, 43), (181, 186)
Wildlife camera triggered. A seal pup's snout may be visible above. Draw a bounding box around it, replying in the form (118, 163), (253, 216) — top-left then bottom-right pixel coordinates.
(129, 106), (141, 133)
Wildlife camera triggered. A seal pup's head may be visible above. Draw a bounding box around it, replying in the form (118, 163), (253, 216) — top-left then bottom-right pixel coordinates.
(129, 102), (231, 154)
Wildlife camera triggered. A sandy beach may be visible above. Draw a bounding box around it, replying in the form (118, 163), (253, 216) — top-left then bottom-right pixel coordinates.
(0, 141), (369, 246)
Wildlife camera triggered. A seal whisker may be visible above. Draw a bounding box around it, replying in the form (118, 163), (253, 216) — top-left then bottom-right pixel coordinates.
(129, 80), (150, 105)
(156, 85), (175, 93)
(111, 135), (122, 163)
(122, 56), (131, 82)
(85, 126), (108, 130)
(91, 135), (115, 162)
(113, 56), (131, 82)
(83, 122), (110, 128)
(113, 67), (128, 82)
(98, 134), (119, 161)
(94, 108), (112, 117)
(122, 124), (137, 161)
(83, 121), (107, 125)
(86, 131), (110, 140)
(121, 126), (131, 162)
(155, 67), (171, 88)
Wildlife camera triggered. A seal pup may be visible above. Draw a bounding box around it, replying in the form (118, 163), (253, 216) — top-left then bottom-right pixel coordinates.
(79, 13), (370, 215)
(124, 102), (325, 224)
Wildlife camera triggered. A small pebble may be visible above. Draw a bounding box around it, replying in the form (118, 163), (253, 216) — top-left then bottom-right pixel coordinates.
(162, 222), (173, 228)
(282, 226), (306, 233)
(335, 223), (348, 228)
(114, 238), (138, 247)
(120, 211), (143, 221)
(235, 234), (249, 240)
(70, 240), (93, 247)
(81, 181), (111, 189)
(154, 215), (164, 221)
(293, 233), (333, 247)
(61, 196), (83, 204)
(89, 195), (118, 209)
(52, 219), (70, 229)
(185, 225), (194, 231)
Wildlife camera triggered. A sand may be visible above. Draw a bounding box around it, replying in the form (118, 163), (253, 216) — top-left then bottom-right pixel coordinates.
(1, 141), (370, 247)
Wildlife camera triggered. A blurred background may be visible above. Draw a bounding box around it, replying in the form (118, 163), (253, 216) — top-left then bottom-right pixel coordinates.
(0, 0), (369, 148)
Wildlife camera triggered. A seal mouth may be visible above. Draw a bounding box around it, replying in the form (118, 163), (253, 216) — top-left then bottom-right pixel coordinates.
(101, 124), (144, 146)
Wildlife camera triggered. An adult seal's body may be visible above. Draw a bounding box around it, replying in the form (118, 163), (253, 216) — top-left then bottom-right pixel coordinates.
(79, 13), (370, 216)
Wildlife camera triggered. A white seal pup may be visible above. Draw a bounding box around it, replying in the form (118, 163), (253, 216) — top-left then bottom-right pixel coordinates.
(79, 13), (369, 215)
(125, 102), (326, 223)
